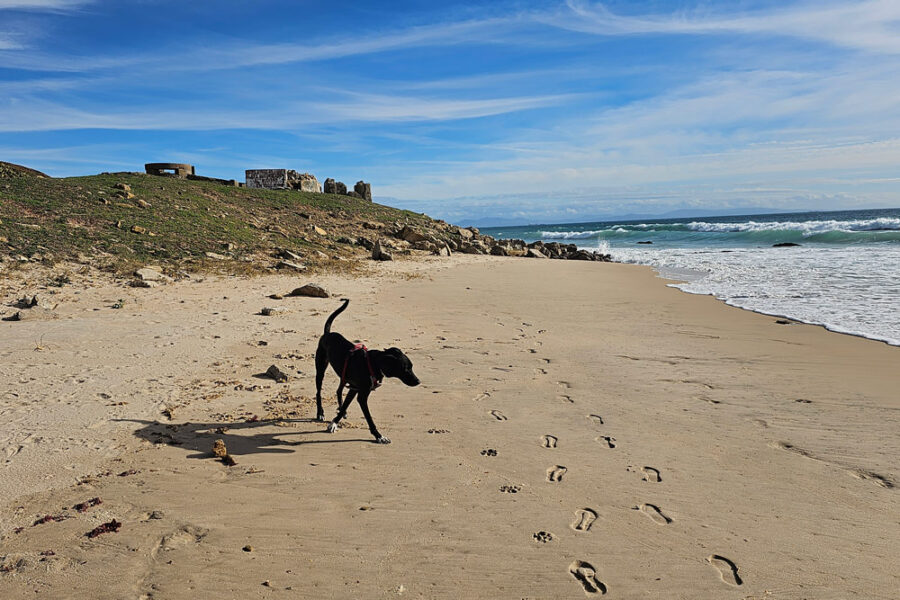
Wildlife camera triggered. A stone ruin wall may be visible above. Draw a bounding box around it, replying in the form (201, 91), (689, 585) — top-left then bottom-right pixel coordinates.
(245, 169), (321, 193)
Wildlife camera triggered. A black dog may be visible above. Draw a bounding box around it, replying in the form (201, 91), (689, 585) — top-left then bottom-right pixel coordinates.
(315, 299), (419, 444)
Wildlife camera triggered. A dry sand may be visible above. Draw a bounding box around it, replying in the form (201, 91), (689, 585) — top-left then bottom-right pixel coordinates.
(0, 256), (897, 599)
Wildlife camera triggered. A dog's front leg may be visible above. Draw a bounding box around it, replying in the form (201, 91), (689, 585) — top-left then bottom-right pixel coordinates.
(357, 391), (389, 444)
(328, 387), (356, 433)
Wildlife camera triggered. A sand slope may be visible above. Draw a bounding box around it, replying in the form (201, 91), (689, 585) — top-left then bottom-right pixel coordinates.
(1, 257), (897, 598)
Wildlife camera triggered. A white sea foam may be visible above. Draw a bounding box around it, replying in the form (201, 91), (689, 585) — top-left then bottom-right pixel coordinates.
(685, 218), (900, 234)
(609, 245), (900, 346)
(540, 229), (605, 239)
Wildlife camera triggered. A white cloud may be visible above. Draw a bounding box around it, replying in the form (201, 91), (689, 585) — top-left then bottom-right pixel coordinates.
(0, 0), (91, 10)
(553, 1), (900, 54)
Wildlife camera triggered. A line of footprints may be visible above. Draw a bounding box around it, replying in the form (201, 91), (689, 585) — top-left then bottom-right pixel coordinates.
(489, 407), (742, 595)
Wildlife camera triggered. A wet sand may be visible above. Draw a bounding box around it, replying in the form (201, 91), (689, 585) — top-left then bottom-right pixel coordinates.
(1, 256), (897, 598)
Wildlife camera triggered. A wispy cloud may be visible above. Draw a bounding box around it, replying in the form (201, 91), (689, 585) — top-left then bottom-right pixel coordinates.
(0, 0), (92, 11)
(553, 0), (900, 54)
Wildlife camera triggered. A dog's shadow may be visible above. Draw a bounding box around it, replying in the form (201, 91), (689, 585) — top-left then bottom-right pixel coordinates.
(116, 418), (375, 460)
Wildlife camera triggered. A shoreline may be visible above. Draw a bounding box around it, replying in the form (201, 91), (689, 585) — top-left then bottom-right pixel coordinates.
(1, 255), (897, 598)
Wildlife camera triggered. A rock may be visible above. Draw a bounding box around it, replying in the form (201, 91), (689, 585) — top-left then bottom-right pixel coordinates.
(15, 295), (52, 309)
(467, 227), (480, 235)
(314, 250), (328, 260)
(336, 236), (356, 245)
(456, 227), (473, 240)
(114, 183), (131, 192)
(324, 178), (337, 194)
(526, 248), (548, 258)
(260, 307), (288, 316)
(275, 261), (306, 271)
(265, 364), (289, 382)
(130, 225), (146, 235)
(135, 199), (151, 208)
(354, 181), (372, 201)
(372, 239), (393, 261)
(347, 191), (362, 199)
(205, 252), (228, 260)
(313, 226), (327, 236)
(2, 307), (56, 322)
(324, 179), (348, 195)
(637, 241), (653, 244)
(277, 249), (302, 261)
(355, 236), (374, 250)
(131, 279), (160, 288)
(135, 267), (171, 283)
(433, 245), (451, 257)
(568, 250), (596, 261)
(242, 545), (253, 552)
(212, 439), (228, 458)
(288, 283), (329, 298)
(362, 221), (382, 230)
(490, 245), (509, 256)
(397, 225), (427, 243)
(773, 242), (801, 247)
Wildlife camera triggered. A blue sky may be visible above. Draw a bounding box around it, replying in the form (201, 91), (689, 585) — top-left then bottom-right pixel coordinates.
(2, 0), (899, 224)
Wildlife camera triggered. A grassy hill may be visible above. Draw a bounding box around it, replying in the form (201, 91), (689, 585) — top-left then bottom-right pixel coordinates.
(0, 163), (436, 275)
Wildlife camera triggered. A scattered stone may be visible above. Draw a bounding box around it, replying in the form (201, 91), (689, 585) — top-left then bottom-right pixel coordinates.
(212, 439), (228, 458)
(131, 279), (160, 288)
(265, 364), (289, 382)
(130, 225), (146, 235)
(313, 226), (327, 236)
(288, 283), (330, 298)
(362, 221), (382, 230)
(277, 249), (302, 261)
(336, 236), (356, 245)
(275, 261), (306, 271)
(114, 183), (131, 192)
(372, 239), (393, 261)
(204, 252), (228, 260)
(268, 293), (284, 300)
(149, 510), (164, 520)
(135, 199), (151, 208)
(260, 307), (288, 316)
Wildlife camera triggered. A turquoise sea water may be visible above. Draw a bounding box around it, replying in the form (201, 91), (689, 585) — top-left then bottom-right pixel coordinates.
(483, 208), (900, 346)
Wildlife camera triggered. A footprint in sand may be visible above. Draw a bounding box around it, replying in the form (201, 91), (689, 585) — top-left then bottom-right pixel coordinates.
(587, 414), (604, 427)
(638, 503), (671, 525)
(490, 410), (507, 421)
(540, 435), (558, 449)
(571, 508), (598, 532)
(707, 555), (742, 586)
(569, 560), (607, 595)
(546, 465), (567, 482)
(641, 466), (661, 482)
(596, 436), (616, 448)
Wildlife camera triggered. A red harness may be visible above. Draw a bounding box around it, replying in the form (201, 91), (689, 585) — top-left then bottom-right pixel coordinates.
(340, 344), (382, 391)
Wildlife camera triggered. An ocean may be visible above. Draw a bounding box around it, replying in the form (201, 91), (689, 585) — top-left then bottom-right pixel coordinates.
(481, 208), (900, 347)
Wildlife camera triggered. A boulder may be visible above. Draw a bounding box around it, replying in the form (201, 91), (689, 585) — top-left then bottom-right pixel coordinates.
(135, 267), (172, 283)
(289, 283), (330, 298)
(354, 181), (372, 201)
(526, 248), (548, 259)
(114, 183), (131, 192)
(398, 226), (428, 243)
(567, 250), (596, 261)
(347, 191), (362, 199)
(355, 236), (374, 250)
(336, 236), (356, 245)
(490, 245), (509, 256)
(277, 249), (302, 261)
(323, 178), (337, 194)
(372, 239), (393, 261)
(456, 227), (473, 240)
(433, 244), (451, 257)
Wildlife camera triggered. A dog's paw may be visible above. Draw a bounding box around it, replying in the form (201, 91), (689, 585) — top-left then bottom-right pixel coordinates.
(327, 421), (339, 433)
(375, 436), (391, 444)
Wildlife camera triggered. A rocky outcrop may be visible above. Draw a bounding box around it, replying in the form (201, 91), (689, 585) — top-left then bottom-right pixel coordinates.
(246, 169), (321, 192)
(354, 181), (372, 201)
(372, 239), (393, 261)
(324, 178), (348, 195)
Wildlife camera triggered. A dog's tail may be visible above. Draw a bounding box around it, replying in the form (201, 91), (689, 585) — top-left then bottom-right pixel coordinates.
(323, 298), (350, 334)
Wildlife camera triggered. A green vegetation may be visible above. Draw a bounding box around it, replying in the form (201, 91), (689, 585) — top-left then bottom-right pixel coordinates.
(0, 164), (432, 275)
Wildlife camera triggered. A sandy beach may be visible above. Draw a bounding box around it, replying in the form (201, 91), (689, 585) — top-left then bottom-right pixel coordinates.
(1, 256), (897, 599)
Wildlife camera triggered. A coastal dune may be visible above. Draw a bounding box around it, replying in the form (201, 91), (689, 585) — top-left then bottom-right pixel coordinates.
(1, 256), (897, 598)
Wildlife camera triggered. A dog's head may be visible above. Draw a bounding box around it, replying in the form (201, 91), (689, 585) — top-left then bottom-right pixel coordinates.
(379, 347), (420, 387)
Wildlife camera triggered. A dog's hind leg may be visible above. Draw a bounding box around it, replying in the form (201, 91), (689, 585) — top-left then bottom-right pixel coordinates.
(314, 343), (329, 421)
(357, 391), (389, 444)
(328, 387), (356, 433)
